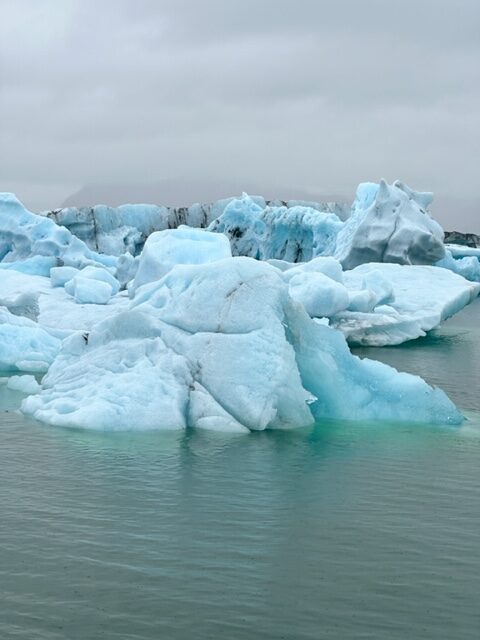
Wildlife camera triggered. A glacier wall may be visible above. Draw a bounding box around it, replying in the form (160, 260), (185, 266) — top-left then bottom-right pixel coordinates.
(44, 196), (349, 257)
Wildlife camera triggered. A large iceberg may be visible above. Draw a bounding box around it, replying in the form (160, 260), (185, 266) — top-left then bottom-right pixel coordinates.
(334, 180), (446, 269)
(0, 193), (117, 270)
(22, 258), (463, 431)
(208, 194), (343, 262)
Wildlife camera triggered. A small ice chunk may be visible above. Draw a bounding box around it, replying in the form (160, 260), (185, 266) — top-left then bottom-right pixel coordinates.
(65, 277), (113, 305)
(7, 375), (41, 395)
(288, 271), (350, 317)
(50, 266), (80, 287)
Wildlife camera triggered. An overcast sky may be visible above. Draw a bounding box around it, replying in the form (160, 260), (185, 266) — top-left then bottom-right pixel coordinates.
(1, 0), (479, 229)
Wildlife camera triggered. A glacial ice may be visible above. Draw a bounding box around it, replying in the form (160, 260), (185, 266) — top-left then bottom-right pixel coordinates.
(0, 193), (117, 271)
(435, 249), (480, 283)
(445, 244), (480, 259)
(22, 258), (463, 430)
(334, 180), (445, 269)
(0, 181), (476, 432)
(130, 226), (232, 295)
(6, 374), (41, 395)
(330, 263), (480, 346)
(64, 265), (120, 305)
(0, 307), (62, 373)
(208, 194), (343, 262)
(44, 197), (349, 256)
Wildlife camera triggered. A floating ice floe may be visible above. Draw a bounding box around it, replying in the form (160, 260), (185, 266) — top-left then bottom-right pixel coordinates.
(330, 263), (480, 346)
(22, 258), (463, 430)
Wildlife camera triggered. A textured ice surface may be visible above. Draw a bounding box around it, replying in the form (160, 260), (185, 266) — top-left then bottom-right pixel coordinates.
(22, 258), (463, 430)
(50, 266), (80, 287)
(64, 266), (120, 304)
(331, 263), (480, 346)
(6, 374), (41, 394)
(445, 244), (480, 259)
(208, 194), (343, 262)
(0, 307), (62, 373)
(436, 249), (480, 283)
(130, 226), (232, 295)
(0, 193), (117, 270)
(334, 181), (445, 269)
(45, 197), (349, 256)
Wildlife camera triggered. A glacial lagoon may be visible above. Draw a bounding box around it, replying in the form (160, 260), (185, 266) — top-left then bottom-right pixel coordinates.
(1, 300), (479, 640)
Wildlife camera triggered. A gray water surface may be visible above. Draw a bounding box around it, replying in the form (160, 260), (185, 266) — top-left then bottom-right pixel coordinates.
(1, 301), (480, 639)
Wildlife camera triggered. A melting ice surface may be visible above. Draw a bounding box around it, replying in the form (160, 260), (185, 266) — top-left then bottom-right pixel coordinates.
(0, 184), (478, 431)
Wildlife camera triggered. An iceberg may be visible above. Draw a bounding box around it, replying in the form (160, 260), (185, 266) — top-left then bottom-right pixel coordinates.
(6, 374), (41, 395)
(0, 307), (62, 373)
(208, 194), (343, 262)
(435, 248), (480, 283)
(129, 226), (232, 295)
(330, 263), (480, 346)
(0, 193), (117, 271)
(334, 180), (446, 269)
(44, 197), (350, 257)
(22, 258), (463, 430)
(64, 265), (120, 305)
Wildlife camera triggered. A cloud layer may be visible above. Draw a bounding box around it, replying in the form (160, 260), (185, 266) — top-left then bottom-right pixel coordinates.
(1, 0), (479, 228)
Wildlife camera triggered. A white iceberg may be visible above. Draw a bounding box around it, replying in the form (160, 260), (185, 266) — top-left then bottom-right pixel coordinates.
(22, 258), (463, 430)
(330, 263), (480, 346)
(334, 181), (445, 269)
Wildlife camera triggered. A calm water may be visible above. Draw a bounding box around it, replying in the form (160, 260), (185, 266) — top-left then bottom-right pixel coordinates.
(1, 301), (480, 639)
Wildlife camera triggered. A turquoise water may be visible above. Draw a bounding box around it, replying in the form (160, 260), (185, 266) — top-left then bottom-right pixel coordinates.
(1, 301), (480, 639)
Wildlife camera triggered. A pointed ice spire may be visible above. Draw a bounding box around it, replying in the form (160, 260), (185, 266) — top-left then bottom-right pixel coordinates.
(375, 179), (390, 205)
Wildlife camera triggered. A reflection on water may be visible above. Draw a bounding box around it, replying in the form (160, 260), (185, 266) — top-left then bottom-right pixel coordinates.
(1, 301), (480, 639)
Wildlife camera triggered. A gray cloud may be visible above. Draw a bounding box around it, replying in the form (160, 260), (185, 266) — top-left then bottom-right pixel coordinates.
(0, 0), (479, 230)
